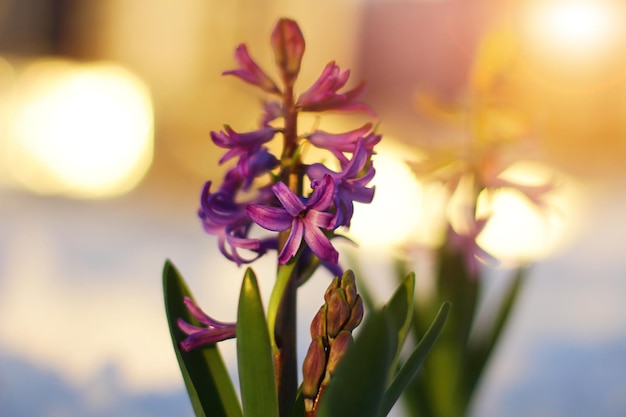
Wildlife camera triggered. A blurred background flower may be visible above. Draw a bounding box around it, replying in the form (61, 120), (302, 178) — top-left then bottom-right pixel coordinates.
(1, 1), (625, 416)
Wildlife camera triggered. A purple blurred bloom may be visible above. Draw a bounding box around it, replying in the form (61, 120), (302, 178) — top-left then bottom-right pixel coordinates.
(308, 123), (381, 164)
(223, 44), (281, 94)
(199, 180), (271, 265)
(448, 212), (499, 278)
(297, 62), (375, 115)
(308, 139), (375, 227)
(177, 296), (236, 351)
(247, 175), (338, 265)
(260, 100), (284, 126)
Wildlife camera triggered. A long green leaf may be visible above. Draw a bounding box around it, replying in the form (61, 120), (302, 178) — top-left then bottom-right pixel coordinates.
(381, 301), (450, 417)
(162, 260), (242, 417)
(316, 310), (396, 417)
(237, 268), (279, 417)
(465, 268), (525, 399)
(384, 272), (416, 371)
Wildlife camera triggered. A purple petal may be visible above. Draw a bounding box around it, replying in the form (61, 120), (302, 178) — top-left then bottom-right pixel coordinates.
(179, 327), (237, 351)
(223, 44), (280, 94)
(272, 181), (306, 216)
(306, 210), (334, 229)
(279, 219), (304, 264)
(246, 205), (293, 231)
(177, 318), (203, 335)
(303, 222), (338, 264)
(182, 296), (213, 326)
(308, 175), (335, 211)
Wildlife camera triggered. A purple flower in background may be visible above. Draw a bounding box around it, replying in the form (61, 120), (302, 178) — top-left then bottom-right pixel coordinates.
(223, 44), (281, 94)
(448, 211), (499, 278)
(308, 123), (381, 164)
(297, 62), (374, 115)
(308, 140), (375, 227)
(247, 175), (338, 265)
(178, 296), (236, 351)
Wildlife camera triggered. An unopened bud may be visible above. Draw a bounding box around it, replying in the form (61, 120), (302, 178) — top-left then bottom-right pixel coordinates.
(324, 277), (340, 303)
(310, 304), (327, 340)
(271, 18), (305, 86)
(325, 330), (352, 381)
(343, 294), (364, 332)
(340, 270), (358, 306)
(326, 289), (350, 338)
(302, 336), (327, 399)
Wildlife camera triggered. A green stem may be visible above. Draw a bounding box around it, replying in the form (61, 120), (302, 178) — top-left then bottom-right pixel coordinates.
(271, 82), (302, 417)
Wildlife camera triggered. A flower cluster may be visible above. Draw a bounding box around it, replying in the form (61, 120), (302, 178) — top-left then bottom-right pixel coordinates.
(198, 18), (380, 269)
(411, 91), (556, 275)
(181, 18), (379, 352)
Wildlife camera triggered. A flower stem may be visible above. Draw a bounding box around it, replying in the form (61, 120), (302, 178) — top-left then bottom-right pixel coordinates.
(274, 265), (298, 417)
(274, 83), (302, 417)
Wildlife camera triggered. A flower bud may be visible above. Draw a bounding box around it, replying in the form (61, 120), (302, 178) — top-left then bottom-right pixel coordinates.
(326, 288), (350, 339)
(325, 330), (352, 380)
(302, 336), (327, 399)
(340, 270), (358, 306)
(310, 304), (327, 340)
(343, 294), (364, 332)
(271, 18), (305, 87)
(324, 277), (340, 303)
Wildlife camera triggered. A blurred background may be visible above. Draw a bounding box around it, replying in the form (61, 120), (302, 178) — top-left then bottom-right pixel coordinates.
(1, 0), (626, 416)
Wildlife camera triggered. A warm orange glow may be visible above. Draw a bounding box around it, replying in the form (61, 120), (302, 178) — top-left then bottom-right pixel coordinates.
(350, 141), (423, 249)
(3, 59), (153, 198)
(521, 0), (624, 60)
(476, 162), (582, 263)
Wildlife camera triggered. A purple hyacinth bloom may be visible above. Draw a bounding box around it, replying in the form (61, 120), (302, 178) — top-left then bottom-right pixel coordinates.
(296, 62), (375, 115)
(178, 296), (237, 351)
(223, 44), (281, 94)
(246, 175), (338, 265)
(199, 180), (269, 265)
(211, 126), (277, 165)
(308, 123), (381, 164)
(308, 139), (375, 227)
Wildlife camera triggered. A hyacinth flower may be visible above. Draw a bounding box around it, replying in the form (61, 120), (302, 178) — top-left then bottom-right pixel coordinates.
(297, 62), (374, 115)
(247, 175), (338, 265)
(177, 297), (237, 351)
(357, 27), (560, 417)
(162, 18), (449, 417)
(307, 123), (381, 165)
(307, 139), (376, 228)
(223, 44), (281, 94)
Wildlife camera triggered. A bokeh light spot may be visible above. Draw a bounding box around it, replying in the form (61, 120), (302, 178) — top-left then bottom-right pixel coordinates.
(4, 59), (153, 198)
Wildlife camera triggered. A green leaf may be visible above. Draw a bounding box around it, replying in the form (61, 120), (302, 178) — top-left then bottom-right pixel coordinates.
(381, 301), (450, 417)
(316, 310), (396, 417)
(384, 273), (416, 372)
(465, 268), (525, 398)
(162, 260), (242, 417)
(287, 386), (305, 417)
(267, 262), (296, 354)
(237, 268), (279, 417)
